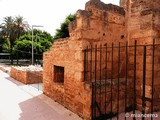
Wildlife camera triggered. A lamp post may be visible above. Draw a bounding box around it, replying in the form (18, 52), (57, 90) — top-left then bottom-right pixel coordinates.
(31, 25), (43, 65)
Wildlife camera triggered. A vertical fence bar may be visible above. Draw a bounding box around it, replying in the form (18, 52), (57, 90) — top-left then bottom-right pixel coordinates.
(151, 39), (155, 120)
(125, 41), (128, 120)
(99, 44), (102, 112)
(90, 45), (93, 82)
(142, 45), (146, 120)
(95, 45), (97, 83)
(117, 42), (121, 120)
(86, 46), (88, 82)
(105, 43), (108, 119)
(94, 45), (97, 119)
(133, 40), (137, 120)
(90, 45), (93, 120)
(92, 82), (94, 120)
(110, 42), (114, 119)
(84, 49), (87, 82)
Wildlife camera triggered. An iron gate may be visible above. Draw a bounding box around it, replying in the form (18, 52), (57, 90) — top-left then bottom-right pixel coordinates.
(84, 40), (160, 120)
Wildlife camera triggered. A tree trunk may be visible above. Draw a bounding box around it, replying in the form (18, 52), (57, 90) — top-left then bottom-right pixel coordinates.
(10, 41), (13, 65)
(16, 53), (19, 65)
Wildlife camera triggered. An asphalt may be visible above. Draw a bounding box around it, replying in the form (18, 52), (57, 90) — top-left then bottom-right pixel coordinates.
(0, 70), (82, 120)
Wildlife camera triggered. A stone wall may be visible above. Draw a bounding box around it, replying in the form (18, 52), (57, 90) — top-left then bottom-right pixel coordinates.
(43, 1), (126, 119)
(10, 66), (43, 84)
(27, 71), (43, 84)
(43, 38), (92, 119)
(10, 67), (27, 84)
(128, 43), (160, 112)
(69, 0), (125, 44)
(124, 0), (160, 112)
(43, 0), (160, 119)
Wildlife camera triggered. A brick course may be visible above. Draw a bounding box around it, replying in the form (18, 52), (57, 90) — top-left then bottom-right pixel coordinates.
(10, 66), (43, 84)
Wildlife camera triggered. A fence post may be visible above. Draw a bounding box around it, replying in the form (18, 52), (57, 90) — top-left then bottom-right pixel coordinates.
(117, 42), (121, 120)
(94, 45), (97, 119)
(84, 49), (86, 82)
(125, 41), (128, 120)
(133, 40), (137, 120)
(105, 43), (108, 119)
(99, 44), (102, 111)
(151, 39), (155, 120)
(142, 45), (146, 120)
(110, 42), (114, 119)
(92, 82), (94, 120)
(90, 45), (92, 82)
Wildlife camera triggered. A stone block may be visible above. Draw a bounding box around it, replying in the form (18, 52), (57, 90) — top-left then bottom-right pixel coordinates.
(10, 66), (42, 84)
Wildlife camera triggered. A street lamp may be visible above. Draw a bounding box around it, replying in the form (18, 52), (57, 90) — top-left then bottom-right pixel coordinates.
(31, 25), (43, 65)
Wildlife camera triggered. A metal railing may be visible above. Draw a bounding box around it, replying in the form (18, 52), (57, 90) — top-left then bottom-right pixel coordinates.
(84, 40), (160, 120)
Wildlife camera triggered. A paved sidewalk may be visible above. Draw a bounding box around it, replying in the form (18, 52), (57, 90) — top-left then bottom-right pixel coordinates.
(0, 70), (82, 120)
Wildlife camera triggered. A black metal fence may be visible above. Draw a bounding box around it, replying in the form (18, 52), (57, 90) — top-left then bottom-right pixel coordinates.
(0, 50), (43, 65)
(84, 40), (160, 120)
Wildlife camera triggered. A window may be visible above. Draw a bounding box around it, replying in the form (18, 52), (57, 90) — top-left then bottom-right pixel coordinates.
(54, 65), (64, 83)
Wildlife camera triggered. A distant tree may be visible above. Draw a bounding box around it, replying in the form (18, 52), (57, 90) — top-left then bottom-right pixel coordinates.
(14, 29), (53, 60)
(0, 37), (7, 52)
(53, 14), (76, 40)
(2, 38), (10, 53)
(0, 16), (28, 64)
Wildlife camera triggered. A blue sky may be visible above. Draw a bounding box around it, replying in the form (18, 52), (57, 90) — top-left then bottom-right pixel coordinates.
(0, 0), (119, 36)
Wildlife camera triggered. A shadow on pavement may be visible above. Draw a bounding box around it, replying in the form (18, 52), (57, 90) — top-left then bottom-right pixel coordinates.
(18, 95), (65, 120)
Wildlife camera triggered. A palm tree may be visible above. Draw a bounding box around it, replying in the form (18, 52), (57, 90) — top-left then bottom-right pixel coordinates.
(15, 16), (27, 38)
(0, 16), (14, 38)
(0, 16), (15, 63)
(0, 16), (28, 64)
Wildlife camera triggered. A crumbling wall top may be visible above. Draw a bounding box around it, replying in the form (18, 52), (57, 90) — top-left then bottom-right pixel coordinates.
(90, 0), (100, 2)
(85, 0), (125, 15)
(119, 0), (126, 7)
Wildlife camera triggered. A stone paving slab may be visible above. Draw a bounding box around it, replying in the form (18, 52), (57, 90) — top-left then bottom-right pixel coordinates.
(0, 70), (82, 120)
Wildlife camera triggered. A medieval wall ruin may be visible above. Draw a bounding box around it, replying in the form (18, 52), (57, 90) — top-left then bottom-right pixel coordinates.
(43, 0), (160, 119)
(120, 0), (160, 112)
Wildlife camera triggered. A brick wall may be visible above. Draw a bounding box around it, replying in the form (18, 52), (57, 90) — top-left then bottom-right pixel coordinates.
(10, 67), (43, 84)
(125, 0), (160, 112)
(43, 39), (90, 119)
(27, 71), (43, 84)
(43, 0), (160, 119)
(10, 67), (27, 84)
(43, 1), (126, 119)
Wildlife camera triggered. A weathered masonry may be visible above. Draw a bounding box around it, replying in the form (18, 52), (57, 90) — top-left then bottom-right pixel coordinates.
(43, 0), (160, 119)
(10, 66), (43, 84)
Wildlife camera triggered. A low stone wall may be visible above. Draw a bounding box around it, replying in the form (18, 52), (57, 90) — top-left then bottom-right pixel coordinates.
(26, 71), (43, 84)
(10, 66), (43, 84)
(0, 66), (8, 73)
(10, 67), (27, 84)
